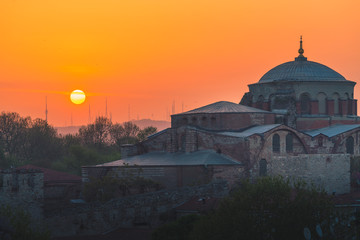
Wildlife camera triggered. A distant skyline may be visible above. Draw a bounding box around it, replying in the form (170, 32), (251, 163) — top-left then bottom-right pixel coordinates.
(1, 0), (360, 126)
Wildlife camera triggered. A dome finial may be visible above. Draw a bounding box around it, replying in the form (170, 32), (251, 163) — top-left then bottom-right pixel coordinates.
(295, 35), (307, 61)
(298, 35), (304, 55)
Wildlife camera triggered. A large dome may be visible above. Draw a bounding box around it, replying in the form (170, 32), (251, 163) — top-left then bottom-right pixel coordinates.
(259, 60), (347, 83)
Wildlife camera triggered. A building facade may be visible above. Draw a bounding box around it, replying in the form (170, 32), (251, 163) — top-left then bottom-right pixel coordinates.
(84, 38), (357, 194)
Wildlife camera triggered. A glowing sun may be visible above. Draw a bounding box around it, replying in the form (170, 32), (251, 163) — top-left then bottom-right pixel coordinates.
(70, 90), (86, 104)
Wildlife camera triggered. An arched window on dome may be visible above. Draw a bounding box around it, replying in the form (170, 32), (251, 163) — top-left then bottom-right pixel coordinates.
(346, 136), (354, 154)
(346, 93), (353, 115)
(256, 95), (264, 110)
(332, 93), (340, 115)
(317, 92), (327, 115)
(300, 93), (311, 115)
(272, 134), (280, 153)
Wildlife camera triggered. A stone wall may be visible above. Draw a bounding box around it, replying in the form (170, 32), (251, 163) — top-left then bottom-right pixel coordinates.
(0, 169), (44, 220)
(269, 154), (350, 194)
(45, 181), (228, 237)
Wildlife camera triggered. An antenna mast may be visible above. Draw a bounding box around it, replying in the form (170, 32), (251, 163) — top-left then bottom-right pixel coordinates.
(45, 96), (48, 122)
(88, 104), (91, 124)
(105, 97), (108, 118)
(128, 104), (130, 121)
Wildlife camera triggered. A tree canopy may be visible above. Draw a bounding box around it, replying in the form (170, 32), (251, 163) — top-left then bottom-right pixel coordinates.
(0, 112), (157, 174)
(152, 177), (350, 240)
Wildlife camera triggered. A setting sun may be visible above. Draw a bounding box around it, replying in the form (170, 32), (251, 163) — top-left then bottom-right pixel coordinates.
(70, 90), (86, 105)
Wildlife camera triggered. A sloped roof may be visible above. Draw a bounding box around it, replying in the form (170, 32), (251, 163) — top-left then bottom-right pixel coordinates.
(17, 165), (81, 183)
(174, 101), (269, 115)
(93, 150), (241, 167)
(219, 124), (281, 138)
(304, 124), (360, 138)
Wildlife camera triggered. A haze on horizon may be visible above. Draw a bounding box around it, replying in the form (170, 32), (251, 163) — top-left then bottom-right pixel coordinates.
(1, 0), (360, 126)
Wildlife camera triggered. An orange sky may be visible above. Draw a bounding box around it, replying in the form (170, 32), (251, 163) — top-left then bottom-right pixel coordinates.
(1, 0), (360, 126)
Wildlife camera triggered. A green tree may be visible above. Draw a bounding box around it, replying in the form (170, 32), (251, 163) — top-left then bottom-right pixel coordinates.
(0, 205), (50, 240)
(153, 177), (341, 240)
(152, 214), (201, 240)
(189, 177), (335, 240)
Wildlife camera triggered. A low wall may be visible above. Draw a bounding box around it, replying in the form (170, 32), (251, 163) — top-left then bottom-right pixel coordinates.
(45, 181), (228, 237)
(270, 154), (350, 194)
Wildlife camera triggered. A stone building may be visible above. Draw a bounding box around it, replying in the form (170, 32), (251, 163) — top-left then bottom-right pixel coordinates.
(0, 168), (44, 219)
(83, 38), (356, 194)
(17, 165), (82, 201)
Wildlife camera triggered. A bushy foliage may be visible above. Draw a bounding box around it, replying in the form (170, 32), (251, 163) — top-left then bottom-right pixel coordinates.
(0, 205), (50, 240)
(152, 214), (201, 240)
(152, 177), (340, 240)
(190, 177), (334, 240)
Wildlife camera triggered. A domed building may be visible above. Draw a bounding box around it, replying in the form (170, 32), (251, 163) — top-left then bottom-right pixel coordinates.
(84, 38), (358, 195)
(241, 37), (358, 130)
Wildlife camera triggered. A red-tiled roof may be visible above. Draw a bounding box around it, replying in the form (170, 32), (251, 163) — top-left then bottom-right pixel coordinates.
(17, 165), (81, 183)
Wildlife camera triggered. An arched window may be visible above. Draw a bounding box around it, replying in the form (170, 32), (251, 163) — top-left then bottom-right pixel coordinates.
(317, 92), (327, 114)
(180, 134), (186, 151)
(269, 94), (275, 111)
(286, 133), (293, 152)
(348, 100), (353, 115)
(259, 159), (267, 176)
(346, 136), (354, 154)
(318, 136), (323, 147)
(256, 95), (264, 109)
(202, 116), (208, 127)
(332, 93), (340, 115)
(300, 93), (311, 115)
(272, 134), (280, 153)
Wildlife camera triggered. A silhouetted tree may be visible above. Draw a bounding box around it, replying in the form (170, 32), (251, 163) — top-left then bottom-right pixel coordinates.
(79, 116), (112, 149)
(24, 119), (62, 166)
(122, 121), (140, 143)
(0, 112), (30, 164)
(109, 123), (125, 150)
(137, 126), (157, 141)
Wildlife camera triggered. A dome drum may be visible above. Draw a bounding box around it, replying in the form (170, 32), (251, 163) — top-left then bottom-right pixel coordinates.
(240, 38), (358, 130)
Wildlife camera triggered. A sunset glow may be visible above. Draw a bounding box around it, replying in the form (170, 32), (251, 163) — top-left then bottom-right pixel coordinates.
(70, 90), (86, 105)
(1, 0), (360, 126)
